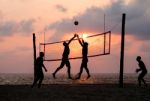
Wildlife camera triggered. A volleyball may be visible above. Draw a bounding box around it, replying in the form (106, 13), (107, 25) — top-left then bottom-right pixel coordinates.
(74, 21), (79, 25)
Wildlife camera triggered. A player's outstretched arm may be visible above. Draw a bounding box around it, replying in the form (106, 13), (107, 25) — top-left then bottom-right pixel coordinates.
(68, 34), (76, 45)
(77, 34), (83, 46)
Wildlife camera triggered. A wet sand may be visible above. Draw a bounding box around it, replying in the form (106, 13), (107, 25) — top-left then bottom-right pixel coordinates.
(0, 84), (150, 101)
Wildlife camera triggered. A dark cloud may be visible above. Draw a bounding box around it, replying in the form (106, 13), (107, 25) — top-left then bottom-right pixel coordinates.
(47, 19), (76, 41)
(47, 0), (150, 41)
(19, 19), (35, 35)
(55, 4), (67, 13)
(0, 21), (17, 36)
(123, 0), (150, 40)
(0, 19), (35, 37)
(47, 6), (106, 41)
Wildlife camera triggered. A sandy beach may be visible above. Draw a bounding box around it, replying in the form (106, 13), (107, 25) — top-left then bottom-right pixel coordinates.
(0, 84), (150, 101)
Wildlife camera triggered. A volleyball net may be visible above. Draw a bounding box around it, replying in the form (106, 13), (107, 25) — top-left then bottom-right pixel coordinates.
(40, 31), (111, 61)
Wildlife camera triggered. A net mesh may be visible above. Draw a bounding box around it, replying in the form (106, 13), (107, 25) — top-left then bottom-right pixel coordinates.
(40, 31), (111, 61)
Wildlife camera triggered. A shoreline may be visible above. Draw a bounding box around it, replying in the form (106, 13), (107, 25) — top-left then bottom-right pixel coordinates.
(1, 73), (150, 85)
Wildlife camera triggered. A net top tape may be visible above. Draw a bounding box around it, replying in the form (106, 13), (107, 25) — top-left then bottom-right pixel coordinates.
(40, 31), (111, 45)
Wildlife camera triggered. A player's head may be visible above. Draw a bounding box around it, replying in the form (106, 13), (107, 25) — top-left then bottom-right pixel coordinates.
(136, 56), (141, 61)
(84, 42), (88, 46)
(63, 41), (67, 46)
(40, 52), (44, 57)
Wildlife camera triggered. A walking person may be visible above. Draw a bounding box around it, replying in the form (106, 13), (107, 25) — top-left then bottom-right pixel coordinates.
(31, 52), (47, 88)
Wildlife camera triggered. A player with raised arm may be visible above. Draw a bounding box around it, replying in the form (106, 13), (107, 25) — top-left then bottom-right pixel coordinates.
(52, 34), (76, 79)
(76, 34), (90, 79)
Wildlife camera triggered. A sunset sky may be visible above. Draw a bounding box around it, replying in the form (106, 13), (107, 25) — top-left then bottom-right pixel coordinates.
(0, 0), (150, 73)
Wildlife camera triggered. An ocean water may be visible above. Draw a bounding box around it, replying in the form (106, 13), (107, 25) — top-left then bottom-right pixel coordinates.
(0, 73), (150, 85)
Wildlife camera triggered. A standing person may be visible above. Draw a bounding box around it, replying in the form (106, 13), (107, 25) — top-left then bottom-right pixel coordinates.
(136, 56), (148, 87)
(76, 34), (90, 79)
(31, 52), (47, 88)
(52, 34), (76, 79)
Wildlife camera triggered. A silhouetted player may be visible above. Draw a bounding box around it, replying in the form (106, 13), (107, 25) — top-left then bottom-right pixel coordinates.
(136, 56), (147, 87)
(52, 34), (76, 79)
(31, 52), (47, 88)
(76, 34), (90, 79)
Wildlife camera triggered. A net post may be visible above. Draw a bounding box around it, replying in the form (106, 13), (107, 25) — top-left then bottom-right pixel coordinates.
(119, 13), (126, 88)
(39, 43), (41, 54)
(44, 43), (45, 60)
(104, 14), (105, 32)
(104, 32), (106, 54)
(33, 33), (36, 80)
(109, 31), (111, 54)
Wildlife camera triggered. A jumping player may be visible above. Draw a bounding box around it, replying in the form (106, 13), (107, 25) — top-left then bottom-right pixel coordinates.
(52, 34), (76, 79)
(76, 34), (90, 79)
